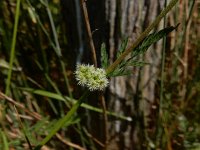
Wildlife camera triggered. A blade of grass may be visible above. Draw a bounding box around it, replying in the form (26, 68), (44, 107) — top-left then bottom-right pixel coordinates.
(5, 0), (21, 95)
(19, 87), (132, 122)
(157, 0), (168, 147)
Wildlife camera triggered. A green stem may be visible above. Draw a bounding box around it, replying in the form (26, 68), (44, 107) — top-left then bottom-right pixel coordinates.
(157, 0), (167, 147)
(106, 0), (178, 74)
(34, 90), (90, 149)
(160, 0), (168, 120)
(5, 0), (21, 95)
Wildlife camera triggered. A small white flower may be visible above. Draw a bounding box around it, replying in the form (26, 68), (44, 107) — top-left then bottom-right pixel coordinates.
(75, 64), (109, 91)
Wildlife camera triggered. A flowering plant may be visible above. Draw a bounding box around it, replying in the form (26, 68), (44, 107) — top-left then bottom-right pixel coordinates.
(35, 0), (179, 148)
(75, 64), (109, 91)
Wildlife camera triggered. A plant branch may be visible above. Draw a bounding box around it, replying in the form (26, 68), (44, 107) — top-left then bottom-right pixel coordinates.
(106, 0), (179, 74)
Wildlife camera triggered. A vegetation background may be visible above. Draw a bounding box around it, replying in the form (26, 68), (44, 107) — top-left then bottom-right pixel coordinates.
(0, 0), (199, 149)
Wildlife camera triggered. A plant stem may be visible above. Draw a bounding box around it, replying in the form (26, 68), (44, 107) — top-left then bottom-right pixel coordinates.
(81, 0), (97, 67)
(99, 93), (108, 149)
(106, 0), (178, 74)
(34, 90), (90, 149)
(157, 0), (167, 147)
(5, 0), (21, 95)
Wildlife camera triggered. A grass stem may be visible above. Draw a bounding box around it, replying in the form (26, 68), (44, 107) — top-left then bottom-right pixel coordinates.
(5, 0), (21, 95)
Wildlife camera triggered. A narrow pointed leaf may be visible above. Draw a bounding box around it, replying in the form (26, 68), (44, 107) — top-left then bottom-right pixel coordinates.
(132, 24), (179, 57)
(117, 38), (129, 58)
(101, 43), (109, 69)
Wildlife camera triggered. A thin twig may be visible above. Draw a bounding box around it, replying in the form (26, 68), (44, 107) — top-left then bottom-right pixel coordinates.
(83, 127), (105, 148)
(81, 0), (97, 67)
(99, 93), (108, 150)
(56, 133), (86, 150)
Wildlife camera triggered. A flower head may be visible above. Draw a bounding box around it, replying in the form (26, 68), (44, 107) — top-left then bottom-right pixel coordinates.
(75, 64), (109, 91)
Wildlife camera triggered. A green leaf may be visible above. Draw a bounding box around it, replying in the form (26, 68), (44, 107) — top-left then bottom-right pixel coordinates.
(132, 24), (179, 57)
(117, 38), (129, 58)
(101, 43), (109, 69)
(126, 60), (149, 67)
(107, 37), (129, 77)
(108, 61), (148, 77)
(108, 67), (132, 77)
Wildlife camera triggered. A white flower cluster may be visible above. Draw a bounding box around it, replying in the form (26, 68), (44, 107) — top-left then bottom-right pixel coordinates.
(75, 64), (109, 91)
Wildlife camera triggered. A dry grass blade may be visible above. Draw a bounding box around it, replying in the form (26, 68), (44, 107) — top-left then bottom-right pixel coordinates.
(0, 92), (42, 120)
(56, 133), (86, 150)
